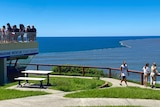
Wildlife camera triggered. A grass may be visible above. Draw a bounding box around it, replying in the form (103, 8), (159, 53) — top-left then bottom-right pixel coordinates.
(29, 76), (106, 92)
(0, 76), (106, 100)
(1, 76), (160, 101)
(48, 77), (106, 92)
(8, 76), (107, 92)
(0, 87), (49, 100)
(0, 81), (49, 100)
(65, 86), (160, 100)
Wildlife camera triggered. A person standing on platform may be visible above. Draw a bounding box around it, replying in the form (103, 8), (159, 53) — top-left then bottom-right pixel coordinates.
(119, 61), (129, 86)
(1, 25), (6, 43)
(30, 25), (37, 41)
(12, 25), (19, 42)
(26, 25), (31, 42)
(0, 28), (2, 43)
(6, 23), (12, 43)
(19, 24), (25, 42)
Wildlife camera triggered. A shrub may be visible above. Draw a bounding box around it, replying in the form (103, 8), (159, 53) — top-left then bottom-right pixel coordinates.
(51, 64), (105, 77)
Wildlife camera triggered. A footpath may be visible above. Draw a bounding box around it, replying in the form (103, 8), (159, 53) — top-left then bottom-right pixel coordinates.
(0, 76), (160, 107)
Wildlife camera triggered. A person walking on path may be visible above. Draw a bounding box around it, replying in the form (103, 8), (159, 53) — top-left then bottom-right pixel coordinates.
(119, 61), (129, 86)
(150, 62), (159, 88)
(142, 63), (150, 87)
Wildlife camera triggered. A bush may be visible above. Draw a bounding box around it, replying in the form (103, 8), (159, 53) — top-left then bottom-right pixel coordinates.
(51, 65), (105, 77)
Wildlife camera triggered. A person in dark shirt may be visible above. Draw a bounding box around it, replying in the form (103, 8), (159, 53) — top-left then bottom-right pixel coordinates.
(26, 25), (31, 41)
(12, 25), (19, 42)
(6, 23), (12, 43)
(30, 25), (37, 41)
(19, 24), (25, 42)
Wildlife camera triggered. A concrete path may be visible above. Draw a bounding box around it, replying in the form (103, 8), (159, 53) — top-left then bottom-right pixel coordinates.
(1, 76), (160, 107)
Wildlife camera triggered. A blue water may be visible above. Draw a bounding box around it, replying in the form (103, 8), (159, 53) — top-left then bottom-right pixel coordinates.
(29, 36), (160, 81)
(37, 36), (158, 53)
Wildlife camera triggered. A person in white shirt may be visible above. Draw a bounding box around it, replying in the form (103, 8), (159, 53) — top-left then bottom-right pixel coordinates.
(120, 61), (129, 86)
(142, 63), (150, 87)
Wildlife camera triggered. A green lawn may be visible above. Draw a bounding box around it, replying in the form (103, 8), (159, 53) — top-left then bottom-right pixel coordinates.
(0, 88), (48, 100)
(65, 86), (160, 100)
(1, 76), (160, 101)
(28, 76), (106, 92)
(48, 77), (106, 92)
(0, 76), (106, 100)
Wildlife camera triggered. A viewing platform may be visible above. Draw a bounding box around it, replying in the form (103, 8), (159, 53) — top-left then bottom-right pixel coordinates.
(0, 41), (39, 85)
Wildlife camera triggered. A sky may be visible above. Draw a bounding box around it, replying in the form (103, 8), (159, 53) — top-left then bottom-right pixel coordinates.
(1, 0), (160, 37)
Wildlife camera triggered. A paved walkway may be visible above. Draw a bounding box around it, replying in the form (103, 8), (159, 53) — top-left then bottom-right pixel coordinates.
(1, 76), (160, 107)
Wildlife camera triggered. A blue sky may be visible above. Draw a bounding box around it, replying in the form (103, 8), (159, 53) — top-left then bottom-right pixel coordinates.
(1, 0), (160, 37)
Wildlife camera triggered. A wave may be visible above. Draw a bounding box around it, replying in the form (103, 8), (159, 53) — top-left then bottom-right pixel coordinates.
(119, 41), (132, 48)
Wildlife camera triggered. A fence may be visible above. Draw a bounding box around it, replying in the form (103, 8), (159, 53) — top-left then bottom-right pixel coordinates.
(0, 32), (37, 43)
(22, 63), (160, 85)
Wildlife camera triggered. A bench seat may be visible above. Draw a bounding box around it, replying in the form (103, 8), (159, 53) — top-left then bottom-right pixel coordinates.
(14, 77), (46, 88)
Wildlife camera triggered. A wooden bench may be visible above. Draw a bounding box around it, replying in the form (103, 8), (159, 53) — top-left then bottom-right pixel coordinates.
(14, 77), (46, 88)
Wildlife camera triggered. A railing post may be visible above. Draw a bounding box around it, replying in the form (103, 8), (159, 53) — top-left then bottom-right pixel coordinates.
(82, 67), (85, 76)
(36, 65), (39, 70)
(108, 68), (111, 78)
(140, 73), (144, 85)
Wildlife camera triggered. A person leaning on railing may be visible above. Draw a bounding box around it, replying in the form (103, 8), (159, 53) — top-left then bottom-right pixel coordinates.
(150, 62), (159, 88)
(142, 63), (150, 87)
(30, 25), (37, 41)
(26, 25), (31, 42)
(12, 25), (20, 42)
(1, 25), (7, 43)
(19, 24), (25, 42)
(6, 23), (12, 43)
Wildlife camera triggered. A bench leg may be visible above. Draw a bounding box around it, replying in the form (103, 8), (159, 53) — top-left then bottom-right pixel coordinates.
(17, 81), (22, 87)
(18, 80), (21, 85)
(40, 81), (44, 88)
(47, 74), (51, 86)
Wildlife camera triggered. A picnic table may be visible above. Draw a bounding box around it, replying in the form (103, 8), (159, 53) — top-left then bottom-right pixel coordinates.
(21, 70), (53, 86)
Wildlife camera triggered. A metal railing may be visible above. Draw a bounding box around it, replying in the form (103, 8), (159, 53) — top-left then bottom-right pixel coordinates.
(0, 32), (37, 43)
(20, 63), (160, 85)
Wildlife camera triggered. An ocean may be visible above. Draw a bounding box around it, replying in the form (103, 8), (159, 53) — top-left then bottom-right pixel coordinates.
(29, 36), (160, 81)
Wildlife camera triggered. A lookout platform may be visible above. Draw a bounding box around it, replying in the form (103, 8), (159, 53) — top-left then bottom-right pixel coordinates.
(0, 42), (38, 85)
